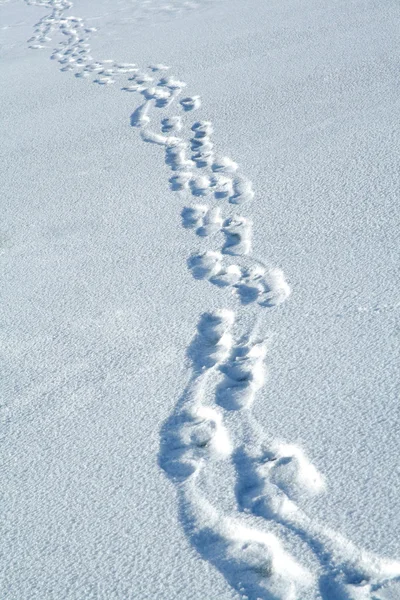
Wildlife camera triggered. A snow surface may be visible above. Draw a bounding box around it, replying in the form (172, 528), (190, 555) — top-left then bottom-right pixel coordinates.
(1, 0), (399, 598)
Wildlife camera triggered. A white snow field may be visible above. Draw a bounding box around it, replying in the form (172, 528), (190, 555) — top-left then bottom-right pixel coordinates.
(1, 0), (399, 598)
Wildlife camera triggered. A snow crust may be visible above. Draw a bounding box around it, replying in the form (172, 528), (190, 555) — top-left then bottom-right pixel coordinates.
(0, 0), (399, 598)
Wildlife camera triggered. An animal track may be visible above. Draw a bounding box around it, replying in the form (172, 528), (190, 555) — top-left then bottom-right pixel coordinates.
(161, 116), (182, 133)
(24, 1), (400, 598)
(160, 403), (232, 480)
(181, 205), (208, 229)
(190, 174), (212, 196)
(190, 121), (215, 167)
(233, 438), (400, 599)
(150, 63), (170, 72)
(230, 175), (255, 203)
(160, 312), (314, 599)
(182, 205), (223, 236)
(185, 497), (314, 600)
(222, 216), (252, 255)
(213, 156), (239, 174)
(170, 171), (193, 190)
(180, 95), (201, 111)
(188, 250), (223, 280)
(262, 268), (292, 307)
(166, 142), (194, 171)
(188, 251), (290, 307)
(217, 341), (267, 410)
(160, 310), (234, 479)
(268, 443), (325, 502)
(161, 310), (400, 599)
(212, 174), (233, 199)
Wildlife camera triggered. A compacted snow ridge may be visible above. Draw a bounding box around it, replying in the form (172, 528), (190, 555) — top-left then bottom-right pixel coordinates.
(15, 0), (400, 598)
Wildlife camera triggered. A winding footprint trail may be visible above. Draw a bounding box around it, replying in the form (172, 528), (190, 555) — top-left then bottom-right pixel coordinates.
(22, 1), (400, 598)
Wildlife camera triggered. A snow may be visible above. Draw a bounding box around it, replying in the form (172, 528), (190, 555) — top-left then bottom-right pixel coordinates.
(0, 0), (399, 598)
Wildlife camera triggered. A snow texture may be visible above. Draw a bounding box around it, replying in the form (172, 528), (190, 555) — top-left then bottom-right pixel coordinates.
(0, 0), (399, 598)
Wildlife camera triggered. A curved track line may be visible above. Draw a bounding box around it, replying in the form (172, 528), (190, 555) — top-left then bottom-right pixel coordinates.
(20, 1), (400, 598)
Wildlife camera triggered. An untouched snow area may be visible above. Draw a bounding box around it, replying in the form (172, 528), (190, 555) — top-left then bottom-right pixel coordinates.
(1, 0), (399, 598)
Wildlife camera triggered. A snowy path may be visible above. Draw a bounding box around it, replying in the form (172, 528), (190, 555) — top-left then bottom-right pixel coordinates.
(15, 0), (400, 598)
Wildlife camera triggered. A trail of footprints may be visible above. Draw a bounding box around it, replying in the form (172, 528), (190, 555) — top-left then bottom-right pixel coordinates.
(22, 1), (400, 598)
(161, 312), (400, 599)
(25, 0), (290, 309)
(160, 311), (313, 600)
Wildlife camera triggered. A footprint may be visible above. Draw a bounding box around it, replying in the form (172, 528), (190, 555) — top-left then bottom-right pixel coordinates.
(191, 120), (213, 137)
(210, 264), (242, 287)
(212, 156), (239, 174)
(122, 84), (145, 92)
(192, 147), (215, 168)
(188, 309), (235, 369)
(261, 268), (291, 307)
(212, 174), (233, 199)
(133, 72), (154, 84)
(143, 86), (171, 107)
(161, 115), (182, 133)
(182, 205), (222, 236)
(94, 77), (115, 85)
(191, 137), (214, 158)
(235, 265), (267, 304)
(234, 446), (400, 598)
(217, 342), (267, 410)
(166, 142), (194, 170)
(75, 70), (89, 78)
(159, 405), (232, 481)
(191, 138), (213, 152)
(181, 205), (207, 229)
(187, 499), (313, 600)
(149, 63), (170, 72)
(234, 446), (303, 521)
(180, 95), (201, 111)
(268, 443), (325, 502)
(99, 68), (115, 77)
(196, 207), (223, 237)
(189, 175), (212, 196)
(158, 75), (186, 90)
(115, 63), (137, 73)
(187, 247), (289, 309)
(230, 176), (255, 203)
(188, 250), (223, 280)
(222, 216), (252, 256)
(84, 63), (104, 73)
(169, 171), (193, 191)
